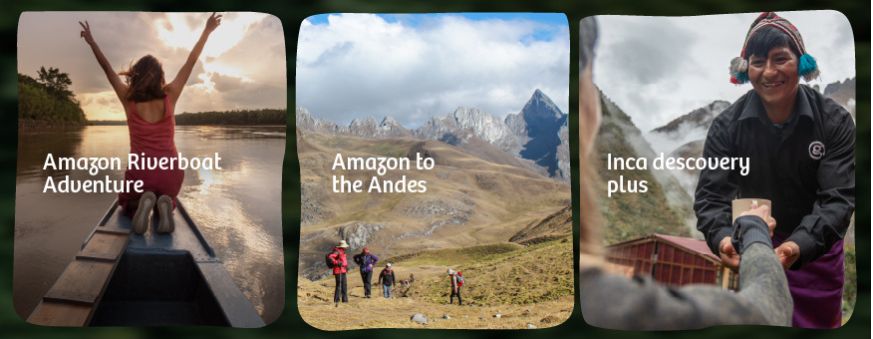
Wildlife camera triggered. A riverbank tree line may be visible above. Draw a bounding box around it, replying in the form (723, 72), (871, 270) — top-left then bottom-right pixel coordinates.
(18, 67), (86, 126)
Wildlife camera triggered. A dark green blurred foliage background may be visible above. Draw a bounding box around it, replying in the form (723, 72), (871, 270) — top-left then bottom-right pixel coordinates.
(0, 1), (868, 338)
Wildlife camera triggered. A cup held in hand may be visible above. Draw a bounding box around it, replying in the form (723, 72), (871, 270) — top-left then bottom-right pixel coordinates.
(731, 198), (772, 222)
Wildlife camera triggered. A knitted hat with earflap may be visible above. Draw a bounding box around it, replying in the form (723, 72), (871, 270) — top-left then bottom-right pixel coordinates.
(729, 12), (820, 84)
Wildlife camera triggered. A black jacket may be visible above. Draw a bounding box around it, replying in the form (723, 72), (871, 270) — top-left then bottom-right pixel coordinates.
(378, 268), (396, 286)
(694, 85), (855, 268)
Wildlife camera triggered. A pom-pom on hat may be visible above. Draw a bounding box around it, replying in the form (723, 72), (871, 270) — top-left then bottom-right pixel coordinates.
(729, 12), (820, 84)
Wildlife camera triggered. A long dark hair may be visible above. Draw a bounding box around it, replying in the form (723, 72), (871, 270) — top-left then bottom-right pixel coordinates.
(121, 55), (166, 102)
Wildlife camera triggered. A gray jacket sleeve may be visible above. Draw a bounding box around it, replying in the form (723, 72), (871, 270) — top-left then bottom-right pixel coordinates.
(581, 242), (792, 330)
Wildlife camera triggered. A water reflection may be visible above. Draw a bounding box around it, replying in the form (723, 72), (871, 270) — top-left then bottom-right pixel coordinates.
(13, 125), (285, 323)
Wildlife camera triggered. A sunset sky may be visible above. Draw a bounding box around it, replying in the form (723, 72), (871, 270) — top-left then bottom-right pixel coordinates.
(18, 12), (286, 121)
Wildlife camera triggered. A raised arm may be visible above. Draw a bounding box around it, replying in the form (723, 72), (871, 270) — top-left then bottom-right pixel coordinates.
(166, 13), (222, 101)
(80, 21), (128, 101)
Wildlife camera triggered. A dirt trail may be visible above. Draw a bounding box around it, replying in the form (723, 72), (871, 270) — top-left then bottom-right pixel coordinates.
(297, 276), (573, 330)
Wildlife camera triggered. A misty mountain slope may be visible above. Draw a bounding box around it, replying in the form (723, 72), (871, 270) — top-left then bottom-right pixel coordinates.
(823, 77), (856, 118)
(648, 100), (730, 155)
(595, 90), (692, 243)
(667, 139), (706, 196)
(297, 131), (570, 280)
(645, 100), (730, 198)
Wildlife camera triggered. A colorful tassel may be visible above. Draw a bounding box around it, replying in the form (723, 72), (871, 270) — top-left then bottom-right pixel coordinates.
(799, 53), (819, 82)
(735, 71), (748, 84)
(729, 57), (749, 84)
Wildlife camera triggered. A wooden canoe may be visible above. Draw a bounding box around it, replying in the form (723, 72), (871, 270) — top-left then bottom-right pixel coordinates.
(27, 199), (265, 328)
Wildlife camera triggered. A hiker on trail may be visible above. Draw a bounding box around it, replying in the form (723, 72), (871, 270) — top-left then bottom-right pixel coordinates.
(353, 247), (379, 298)
(448, 269), (463, 305)
(327, 240), (349, 306)
(696, 12), (854, 329)
(378, 263), (396, 298)
(577, 17), (792, 330)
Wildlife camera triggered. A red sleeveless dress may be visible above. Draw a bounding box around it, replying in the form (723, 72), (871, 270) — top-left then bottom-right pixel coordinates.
(118, 95), (185, 212)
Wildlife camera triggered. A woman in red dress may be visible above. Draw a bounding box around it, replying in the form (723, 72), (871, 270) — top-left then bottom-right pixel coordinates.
(80, 13), (222, 234)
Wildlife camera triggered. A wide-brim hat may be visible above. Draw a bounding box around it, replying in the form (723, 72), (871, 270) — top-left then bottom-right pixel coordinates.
(338, 240), (349, 248)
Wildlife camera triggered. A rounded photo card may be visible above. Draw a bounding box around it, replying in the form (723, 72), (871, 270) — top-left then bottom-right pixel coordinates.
(295, 13), (573, 330)
(15, 11), (287, 327)
(577, 11), (856, 330)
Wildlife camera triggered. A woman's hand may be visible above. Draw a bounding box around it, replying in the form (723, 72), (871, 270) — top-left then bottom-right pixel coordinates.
(79, 21), (94, 45)
(204, 12), (222, 35)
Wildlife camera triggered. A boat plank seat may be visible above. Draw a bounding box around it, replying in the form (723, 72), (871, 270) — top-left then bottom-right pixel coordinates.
(27, 202), (133, 327)
(77, 230), (129, 262)
(43, 260), (116, 304)
(27, 301), (92, 326)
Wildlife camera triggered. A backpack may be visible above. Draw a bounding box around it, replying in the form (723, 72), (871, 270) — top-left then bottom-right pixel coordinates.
(455, 271), (464, 287)
(326, 251), (338, 268)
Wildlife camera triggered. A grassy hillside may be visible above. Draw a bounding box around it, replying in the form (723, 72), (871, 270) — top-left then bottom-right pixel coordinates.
(297, 131), (570, 280)
(297, 237), (574, 330)
(407, 238), (574, 306)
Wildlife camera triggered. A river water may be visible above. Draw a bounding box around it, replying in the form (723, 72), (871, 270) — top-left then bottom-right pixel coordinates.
(13, 125), (286, 324)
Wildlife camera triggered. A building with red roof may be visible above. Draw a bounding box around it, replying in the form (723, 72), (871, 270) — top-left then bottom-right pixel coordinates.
(605, 234), (738, 289)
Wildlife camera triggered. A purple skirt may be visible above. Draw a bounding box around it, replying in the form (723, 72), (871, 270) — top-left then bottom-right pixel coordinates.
(774, 235), (845, 328)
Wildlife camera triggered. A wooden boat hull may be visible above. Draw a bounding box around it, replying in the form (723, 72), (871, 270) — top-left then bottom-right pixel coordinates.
(27, 199), (265, 328)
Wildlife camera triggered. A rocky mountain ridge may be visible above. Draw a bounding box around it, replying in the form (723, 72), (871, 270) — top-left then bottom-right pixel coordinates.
(296, 90), (570, 181)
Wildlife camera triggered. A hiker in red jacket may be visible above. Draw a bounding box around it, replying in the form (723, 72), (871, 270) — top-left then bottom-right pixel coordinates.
(327, 240), (350, 306)
(448, 269), (463, 305)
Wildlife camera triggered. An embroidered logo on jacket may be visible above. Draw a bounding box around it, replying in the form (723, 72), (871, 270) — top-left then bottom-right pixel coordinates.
(808, 141), (825, 160)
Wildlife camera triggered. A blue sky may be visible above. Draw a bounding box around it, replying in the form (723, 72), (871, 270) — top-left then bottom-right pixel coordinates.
(307, 13), (567, 43)
(306, 13), (567, 27)
(297, 13), (569, 127)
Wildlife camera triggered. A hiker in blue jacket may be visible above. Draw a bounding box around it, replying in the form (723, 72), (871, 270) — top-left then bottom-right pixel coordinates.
(353, 247), (379, 298)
